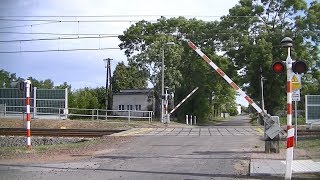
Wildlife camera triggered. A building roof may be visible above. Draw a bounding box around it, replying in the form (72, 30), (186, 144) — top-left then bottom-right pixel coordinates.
(114, 88), (153, 95)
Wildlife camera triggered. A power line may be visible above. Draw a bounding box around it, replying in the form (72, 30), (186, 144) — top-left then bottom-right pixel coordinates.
(0, 15), (257, 18)
(0, 19), (157, 23)
(0, 31), (121, 36)
(0, 47), (120, 53)
(0, 35), (118, 43)
(0, 21), (60, 30)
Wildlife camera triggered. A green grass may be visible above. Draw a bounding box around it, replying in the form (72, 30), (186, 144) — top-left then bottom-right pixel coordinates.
(0, 139), (101, 159)
(250, 115), (306, 126)
(296, 137), (320, 150)
(279, 136), (320, 159)
(279, 117), (305, 126)
(196, 116), (225, 126)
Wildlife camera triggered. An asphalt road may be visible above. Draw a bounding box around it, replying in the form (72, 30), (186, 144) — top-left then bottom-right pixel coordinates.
(214, 114), (252, 126)
(0, 115), (264, 180)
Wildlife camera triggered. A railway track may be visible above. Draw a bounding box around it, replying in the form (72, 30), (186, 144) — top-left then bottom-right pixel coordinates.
(295, 129), (320, 136)
(0, 128), (124, 137)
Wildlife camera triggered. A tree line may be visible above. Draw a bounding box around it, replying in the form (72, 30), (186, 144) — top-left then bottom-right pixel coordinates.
(118, 0), (320, 119)
(1, 0), (319, 122)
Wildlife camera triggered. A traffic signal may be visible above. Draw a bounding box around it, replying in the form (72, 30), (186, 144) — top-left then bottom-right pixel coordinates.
(272, 61), (285, 74)
(292, 61), (307, 74)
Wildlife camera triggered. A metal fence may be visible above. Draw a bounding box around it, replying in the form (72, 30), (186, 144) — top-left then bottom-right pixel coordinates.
(0, 88), (67, 117)
(0, 105), (153, 123)
(305, 95), (320, 125)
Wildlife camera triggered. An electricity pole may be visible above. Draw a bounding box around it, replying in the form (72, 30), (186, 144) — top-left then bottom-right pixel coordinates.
(103, 58), (113, 113)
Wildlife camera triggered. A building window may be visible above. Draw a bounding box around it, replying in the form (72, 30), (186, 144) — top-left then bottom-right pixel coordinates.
(135, 105), (141, 110)
(119, 105), (124, 110)
(127, 105), (133, 110)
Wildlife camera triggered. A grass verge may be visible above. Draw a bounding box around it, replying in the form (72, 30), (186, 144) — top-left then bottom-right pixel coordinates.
(279, 136), (320, 159)
(0, 138), (101, 159)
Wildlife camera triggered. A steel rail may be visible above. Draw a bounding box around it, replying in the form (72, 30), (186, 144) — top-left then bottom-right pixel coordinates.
(0, 128), (124, 137)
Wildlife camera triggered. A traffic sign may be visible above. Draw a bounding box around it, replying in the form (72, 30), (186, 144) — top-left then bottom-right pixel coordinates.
(291, 74), (301, 90)
(266, 123), (282, 139)
(292, 89), (300, 101)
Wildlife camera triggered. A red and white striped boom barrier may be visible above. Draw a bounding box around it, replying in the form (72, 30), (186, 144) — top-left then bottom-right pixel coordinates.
(186, 40), (286, 138)
(169, 87), (199, 114)
(24, 80), (32, 149)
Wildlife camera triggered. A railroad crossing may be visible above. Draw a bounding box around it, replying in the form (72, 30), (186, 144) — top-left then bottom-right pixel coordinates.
(110, 127), (263, 136)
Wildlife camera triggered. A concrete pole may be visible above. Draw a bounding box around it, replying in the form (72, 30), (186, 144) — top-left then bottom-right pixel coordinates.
(161, 48), (164, 123)
(186, 115), (188, 125)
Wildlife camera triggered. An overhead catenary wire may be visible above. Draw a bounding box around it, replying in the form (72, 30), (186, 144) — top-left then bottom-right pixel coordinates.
(0, 35), (118, 43)
(0, 47), (120, 53)
(0, 15), (257, 18)
(0, 31), (121, 36)
(0, 21), (60, 30)
(0, 19), (158, 23)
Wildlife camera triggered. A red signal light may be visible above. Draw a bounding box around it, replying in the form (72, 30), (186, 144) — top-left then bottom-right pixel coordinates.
(292, 61), (307, 74)
(272, 61), (285, 74)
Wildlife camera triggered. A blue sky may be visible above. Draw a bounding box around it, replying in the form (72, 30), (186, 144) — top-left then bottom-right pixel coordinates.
(0, 0), (250, 105)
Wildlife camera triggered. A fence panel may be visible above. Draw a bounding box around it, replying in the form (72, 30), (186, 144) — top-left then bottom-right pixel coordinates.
(305, 95), (320, 124)
(0, 88), (67, 118)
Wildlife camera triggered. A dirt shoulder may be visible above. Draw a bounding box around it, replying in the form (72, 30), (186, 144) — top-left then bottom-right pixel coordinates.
(0, 118), (189, 129)
(0, 118), (189, 164)
(0, 136), (134, 164)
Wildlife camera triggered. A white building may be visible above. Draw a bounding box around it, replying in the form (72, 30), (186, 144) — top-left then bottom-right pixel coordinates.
(112, 89), (154, 116)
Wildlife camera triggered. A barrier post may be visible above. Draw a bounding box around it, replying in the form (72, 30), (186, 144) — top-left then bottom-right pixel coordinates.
(194, 116), (197, 125)
(190, 115), (193, 126)
(186, 115), (188, 125)
(284, 40), (294, 180)
(24, 80), (31, 149)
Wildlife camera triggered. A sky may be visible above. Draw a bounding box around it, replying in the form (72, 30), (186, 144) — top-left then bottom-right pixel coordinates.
(0, 0), (249, 106)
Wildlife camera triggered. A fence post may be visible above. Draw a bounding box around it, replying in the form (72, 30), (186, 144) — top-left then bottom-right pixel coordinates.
(128, 110), (131, 123)
(151, 111), (153, 122)
(186, 115), (189, 125)
(4, 103), (6, 117)
(64, 88), (68, 117)
(58, 108), (61, 120)
(194, 116), (197, 125)
(33, 87), (37, 119)
(92, 109), (94, 120)
(96, 109), (99, 120)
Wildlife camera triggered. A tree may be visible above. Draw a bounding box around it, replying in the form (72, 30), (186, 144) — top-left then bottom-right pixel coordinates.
(119, 17), (237, 121)
(69, 88), (99, 116)
(28, 77), (54, 89)
(111, 62), (148, 92)
(55, 82), (71, 90)
(0, 69), (20, 88)
(92, 86), (107, 109)
(217, 0), (320, 114)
